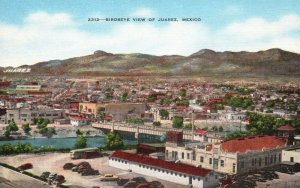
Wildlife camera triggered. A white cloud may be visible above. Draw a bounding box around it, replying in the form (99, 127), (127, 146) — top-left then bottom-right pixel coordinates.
(224, 14), (300, 40)
(0, 11), (300, 67)
(131, 8), (154, 17)
(25, 11), (74, 27)
(222, 5), (242, 16)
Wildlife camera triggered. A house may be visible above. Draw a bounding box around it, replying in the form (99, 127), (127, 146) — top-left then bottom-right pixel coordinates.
(70, 116), (89, 126)
(79, 102), (146, 121)
(109, 151), (219, 188)
(5, 107), (65, 124)
(166, 134), (291, 174)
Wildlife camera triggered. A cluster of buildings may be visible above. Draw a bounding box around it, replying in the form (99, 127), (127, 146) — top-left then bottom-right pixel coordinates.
(0, 77), (300, 187)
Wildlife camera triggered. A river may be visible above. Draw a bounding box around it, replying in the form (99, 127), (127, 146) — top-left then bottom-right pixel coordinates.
(0, 136), (137, 149)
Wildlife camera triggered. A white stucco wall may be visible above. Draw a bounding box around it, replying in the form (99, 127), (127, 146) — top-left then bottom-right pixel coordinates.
(109, 157), (219, 188)
(282, 149), (300, 163)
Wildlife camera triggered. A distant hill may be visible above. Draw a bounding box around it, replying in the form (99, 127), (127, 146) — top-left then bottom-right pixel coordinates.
(3, 48), (300, 78)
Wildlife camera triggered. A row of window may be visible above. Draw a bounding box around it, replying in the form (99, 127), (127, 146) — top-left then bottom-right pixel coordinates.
(111, 157), (215, 182)
(250, 153), (281, 167)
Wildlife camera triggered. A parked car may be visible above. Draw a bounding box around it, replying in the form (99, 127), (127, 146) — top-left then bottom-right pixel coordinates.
(40, 171), (50, 180)
(132, 177), (147, 184)
(124, 181), (139, 188)
(100, 174), (119, 181)
(63, 162), (75, 170)
(137, 183), (155, 188)
(55, 175), (65, 184)
(81, 169), (100, 176)
(17, 163), (33, 171)
(117, 178), (129, 186)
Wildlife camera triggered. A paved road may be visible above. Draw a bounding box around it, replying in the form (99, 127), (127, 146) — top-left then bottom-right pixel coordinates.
(0, 166), (50, 188)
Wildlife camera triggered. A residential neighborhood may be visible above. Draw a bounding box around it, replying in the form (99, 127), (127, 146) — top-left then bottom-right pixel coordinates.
(1, 76), (300, 188)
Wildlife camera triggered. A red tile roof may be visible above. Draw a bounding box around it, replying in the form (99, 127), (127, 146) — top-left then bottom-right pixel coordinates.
(221, 135), (286, 153)
(195, 129), (207, 135)
(111, 151), (211, 177)
(277, 125), (296, 131)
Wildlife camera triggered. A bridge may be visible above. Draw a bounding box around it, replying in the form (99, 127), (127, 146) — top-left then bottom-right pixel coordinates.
(92, 122), (194, 140)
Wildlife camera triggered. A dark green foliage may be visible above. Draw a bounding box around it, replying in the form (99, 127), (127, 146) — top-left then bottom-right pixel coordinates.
(177, 99), (189, 106)
(4, 128), (10, 138)
(121, 92), (129, 102)
(246, 112), (291, 135)
(159, 109), (169, 119)
(212, 125), (218, 132)
(218, 126), (224, 132)
(147, 94), (157, 101)
(0, 143), (71, 155)
(22, 123), (31, 134)
(0, 90), (8, 95)
(8, 120), (18, 132)
(224, 96), (253, 109)
(105, 131), (124, 150)
(127, 117), (144, 124)
(184, 123), (193, 129)
(179, 88), (186, 97)
(4, 120), (19, 138)
(196, 99), (204, 105)
(76, 129), (83, 135)
(159, 98), (172, 105)
(75, 135), (87, 149)
(212, 103), (224, 111)
(153, 121), (161, 126)
(226, 131), (251, 139)
(172, 116), (183, 128)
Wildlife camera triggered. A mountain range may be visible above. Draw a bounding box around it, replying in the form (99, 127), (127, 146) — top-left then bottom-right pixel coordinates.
(4, 48), (300, 78)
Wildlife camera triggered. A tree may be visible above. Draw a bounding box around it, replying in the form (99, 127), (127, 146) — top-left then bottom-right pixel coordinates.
(159, 109), (169, 119)
(153, 121), (161, 126)
(172, 116), (183, 128)
(76, 129), (83, 135)
(184, 123), (193, 129)
(127, 117), (144, 124)
(212, 125), (218, 132)
(105, 131), (124, 150)
(121, 92), (129, 102)
(159, 98), (172, 105)
(8, 120), (18, 132)
(4, 127), (11, 138)
(177, 99), (189, 106)
(22, 123), (31, 135)
(218, 126), (224, 132)
(75, 135), (87, 149)
(226, 130), (251, 140)
(179, 88), (186, 97)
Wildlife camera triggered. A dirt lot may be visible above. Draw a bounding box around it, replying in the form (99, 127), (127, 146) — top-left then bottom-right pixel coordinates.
(256, 172), (300, 188)
(0, 152), (187, 188)
(0, 166), (50, 188)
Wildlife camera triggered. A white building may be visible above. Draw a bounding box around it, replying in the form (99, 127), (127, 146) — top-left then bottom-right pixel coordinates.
(109, 151), (219, 188)
(166, 135), (290, 174)
(16, 85), (41, 91)
(282, 147), (300, 163)
(70, 116), (89, 126)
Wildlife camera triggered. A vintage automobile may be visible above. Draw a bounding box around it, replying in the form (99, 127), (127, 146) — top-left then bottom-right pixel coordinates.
(99, 174), (119, 181)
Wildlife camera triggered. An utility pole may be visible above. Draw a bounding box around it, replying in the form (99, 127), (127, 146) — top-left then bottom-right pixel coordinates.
(192, 110), (195, 141)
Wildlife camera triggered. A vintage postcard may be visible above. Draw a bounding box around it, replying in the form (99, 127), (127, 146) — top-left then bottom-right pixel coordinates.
(0, 0), (300, 188)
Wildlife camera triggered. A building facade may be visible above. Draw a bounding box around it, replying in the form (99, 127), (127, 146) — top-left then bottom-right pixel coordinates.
(109, 151), (219, 188)
(3, 107), (65, 124)
(166, 135), (290, 174)
(282, 147), (300, 163)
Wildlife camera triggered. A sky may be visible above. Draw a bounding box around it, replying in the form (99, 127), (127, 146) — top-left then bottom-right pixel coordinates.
(0, 0), (300, 67)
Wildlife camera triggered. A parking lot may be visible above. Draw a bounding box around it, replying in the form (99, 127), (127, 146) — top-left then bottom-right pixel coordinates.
(0, 152), (187, 188)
